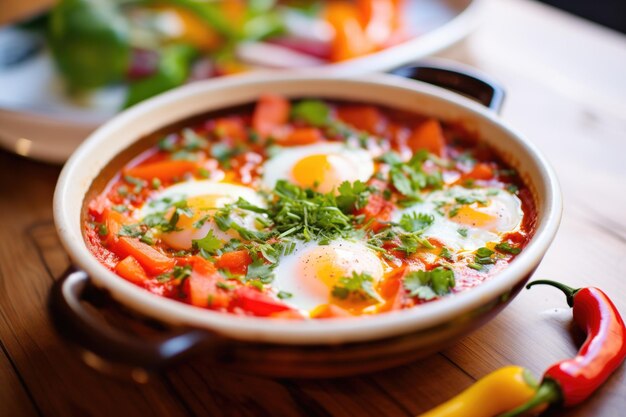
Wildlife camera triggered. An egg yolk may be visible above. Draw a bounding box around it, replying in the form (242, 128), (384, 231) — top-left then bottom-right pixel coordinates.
(173, 195), (231, 229)
(291, 153), (348, 193)
(161, 194), (237, 250)
(450, 204), (497, 230)
(297, 243), (385, 312)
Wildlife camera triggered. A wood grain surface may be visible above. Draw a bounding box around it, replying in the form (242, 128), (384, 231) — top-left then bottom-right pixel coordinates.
(1, 0), (625, 416)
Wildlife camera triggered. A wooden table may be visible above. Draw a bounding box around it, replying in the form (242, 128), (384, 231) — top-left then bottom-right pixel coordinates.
(1, 0), (625, 415)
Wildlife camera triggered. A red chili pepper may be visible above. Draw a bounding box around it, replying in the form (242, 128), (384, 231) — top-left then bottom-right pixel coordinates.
(501, 280), (626, 416)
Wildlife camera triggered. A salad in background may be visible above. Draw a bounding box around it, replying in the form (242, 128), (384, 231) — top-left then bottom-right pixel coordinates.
(41, 0), (407, 108)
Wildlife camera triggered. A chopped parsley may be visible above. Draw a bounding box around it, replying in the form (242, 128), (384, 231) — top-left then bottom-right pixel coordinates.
(455, 194), (487, 205)
(216, 281), (235, 291)
(495, 242), (521, 255)
(277, 291), (293, 300)
(157, 265), (191, 283)
(97, 223), (108, 236)
(440, 247), (453, 260)
(470, 247), (497, 270)
(457, 228), (468, 237)
(111, 204), (129, 213)
(124, 175), (145, 193)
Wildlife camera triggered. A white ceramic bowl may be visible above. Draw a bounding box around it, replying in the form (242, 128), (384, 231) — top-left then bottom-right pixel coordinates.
(51, 71), (561, 377)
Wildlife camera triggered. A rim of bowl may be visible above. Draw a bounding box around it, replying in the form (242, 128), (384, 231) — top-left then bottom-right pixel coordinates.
(53, 72), (562, 345)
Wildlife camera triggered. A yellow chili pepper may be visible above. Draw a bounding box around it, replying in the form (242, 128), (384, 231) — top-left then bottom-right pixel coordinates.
(418, 366), (543, 417)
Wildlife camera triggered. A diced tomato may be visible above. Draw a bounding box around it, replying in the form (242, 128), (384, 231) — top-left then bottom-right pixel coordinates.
(88, 194), (109, 218)
(214, 117), (248, 142)
(407, 119), (446, 157)
(465, 162), (494, 180)
(113, 237), (176, 275)
(278, 127), (323, 146)
(232, 287), (293, 317)
(356, 193), (394, 231)
(215, 250), (252, 275)
(185, 259), (232, 309)
(336, 105), (385, 134)
(312, 304), (353, 319)
(115, 256), (149, 285)
(102, 208), (129, 247)
(252, 94), (290, 138)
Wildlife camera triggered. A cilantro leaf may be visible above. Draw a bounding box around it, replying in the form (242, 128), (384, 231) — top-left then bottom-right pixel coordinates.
(331, 271), (383, 303)
(403, 267), (455, 300)
(399, 212), (434, 233)
(192, 229), (223, 254)
(336, 180), (370, 212)
(474, 247), (495, 265)
(495, 242), (521, 254)
(245, 258), (275, 283)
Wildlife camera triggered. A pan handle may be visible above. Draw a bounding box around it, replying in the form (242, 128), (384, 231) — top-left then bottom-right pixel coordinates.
(390, 61), (506, 113)
(48, 268), (219, 380)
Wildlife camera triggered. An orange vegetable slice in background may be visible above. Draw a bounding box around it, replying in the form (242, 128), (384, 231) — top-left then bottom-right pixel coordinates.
(325, 2), (376, 61)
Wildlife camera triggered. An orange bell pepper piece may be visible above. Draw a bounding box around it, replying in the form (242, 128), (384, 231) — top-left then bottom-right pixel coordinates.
(115, 255), (149, 285)
(114, 237), (176, 275)
(407, 119), (447, 157)
(124, 160), (199, 182)
(278, 127), (323, 146)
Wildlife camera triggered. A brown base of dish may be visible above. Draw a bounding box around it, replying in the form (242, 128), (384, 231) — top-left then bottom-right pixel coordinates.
(52, 267), (536, 380)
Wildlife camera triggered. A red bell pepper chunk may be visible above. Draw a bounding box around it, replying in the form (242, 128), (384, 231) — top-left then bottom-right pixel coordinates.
(233, 287), (293, 317)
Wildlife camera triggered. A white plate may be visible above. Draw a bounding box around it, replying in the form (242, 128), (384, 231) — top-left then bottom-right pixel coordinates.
(0, 0), (481, 164)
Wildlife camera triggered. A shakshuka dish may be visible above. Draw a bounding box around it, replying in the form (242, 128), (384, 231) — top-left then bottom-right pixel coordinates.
(85, 95), (536, 319)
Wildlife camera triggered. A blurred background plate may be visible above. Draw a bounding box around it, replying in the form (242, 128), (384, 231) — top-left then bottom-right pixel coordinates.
(0, 0), (481, 164)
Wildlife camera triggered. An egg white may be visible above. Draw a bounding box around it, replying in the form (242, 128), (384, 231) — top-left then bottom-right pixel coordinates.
(271, 239), (386, 315)
(393, 186), (523, 252)
(138, 180), (265, 250)
(261, 142), (374, 192)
